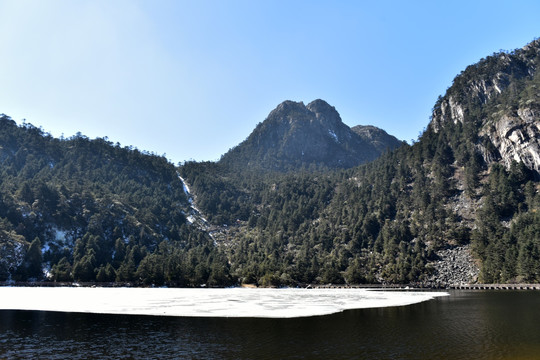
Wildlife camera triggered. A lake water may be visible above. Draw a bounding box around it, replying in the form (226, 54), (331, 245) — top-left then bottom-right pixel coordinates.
(1, 289), (539, 359)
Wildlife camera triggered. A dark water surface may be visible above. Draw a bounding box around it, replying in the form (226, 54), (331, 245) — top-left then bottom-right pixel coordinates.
(1, 290), (539, 359)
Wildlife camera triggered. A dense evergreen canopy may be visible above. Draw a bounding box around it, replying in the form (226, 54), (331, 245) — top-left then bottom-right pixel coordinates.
(0, 116), (231, 286)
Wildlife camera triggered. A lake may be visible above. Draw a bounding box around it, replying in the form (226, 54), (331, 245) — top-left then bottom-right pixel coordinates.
(1, 289), (539, 359)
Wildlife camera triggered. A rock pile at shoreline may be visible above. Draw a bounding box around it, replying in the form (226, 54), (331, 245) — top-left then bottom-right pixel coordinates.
(426, 245), (480, 288)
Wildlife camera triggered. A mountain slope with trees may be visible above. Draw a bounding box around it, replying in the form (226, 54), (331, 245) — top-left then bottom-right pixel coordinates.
(0, 118), (232, 286)
(181, 38), (540, 286)
(1, 38), (539, 287)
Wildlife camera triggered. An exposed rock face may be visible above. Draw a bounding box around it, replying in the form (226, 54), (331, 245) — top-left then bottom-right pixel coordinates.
(426, 245), (480, 287)
(430, 39), (540, 176)
(480, 108), (540, 173)
(220, 99), (402, 171)
(351, 125), (403, 154)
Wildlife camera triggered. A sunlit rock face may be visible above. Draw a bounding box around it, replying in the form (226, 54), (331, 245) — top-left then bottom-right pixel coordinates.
(430, 39), (540, 176)
(483, 108), (540, 173)
(435, 95), (540, 175)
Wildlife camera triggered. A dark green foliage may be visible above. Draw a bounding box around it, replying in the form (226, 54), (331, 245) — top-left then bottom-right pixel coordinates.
(16, 237), (43, 280)
(182, 140), (442, 285)
(472, 164), (539, 283)
(0, 116), (230, 286)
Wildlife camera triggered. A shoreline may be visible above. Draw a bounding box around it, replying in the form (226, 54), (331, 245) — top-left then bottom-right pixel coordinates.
(2, 281), (540, 290)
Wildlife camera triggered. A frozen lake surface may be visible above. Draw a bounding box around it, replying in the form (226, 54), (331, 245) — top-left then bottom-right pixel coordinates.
(0, 287), (447, 318)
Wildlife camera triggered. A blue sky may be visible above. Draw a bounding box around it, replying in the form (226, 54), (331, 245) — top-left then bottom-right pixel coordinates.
(1, 0), (539, 163)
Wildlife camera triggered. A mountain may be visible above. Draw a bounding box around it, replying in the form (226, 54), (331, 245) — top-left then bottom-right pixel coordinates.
(181, 38), (540, 287)
(0, 118), (231, 286)
(430, 40), (540, 175)
(2, 38), (540, 288)
(219, 99), (402, 171)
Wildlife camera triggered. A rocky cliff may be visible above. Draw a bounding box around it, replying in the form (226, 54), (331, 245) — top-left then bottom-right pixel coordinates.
(351, 125), (403, 154)
(480, 107), (540, 174)
(430, 39), (540, 176)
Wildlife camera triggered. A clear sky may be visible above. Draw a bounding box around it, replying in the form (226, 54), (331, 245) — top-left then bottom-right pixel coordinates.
(1, 0), (539, 163)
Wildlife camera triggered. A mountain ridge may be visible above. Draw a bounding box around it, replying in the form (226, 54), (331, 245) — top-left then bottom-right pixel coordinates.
(182, 38), (540, 287)
(430, 38), (540, 176)
(219, 99), (402, 171)
(1, 38), (539, 287)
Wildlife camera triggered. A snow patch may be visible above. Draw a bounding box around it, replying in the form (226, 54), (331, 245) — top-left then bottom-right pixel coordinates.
(328, 129), (339, 143)
(54, 228), (67, 242)
(41, 243), (50, 255)
(177, 174), (210, 230)
(178, 174), (192, 203)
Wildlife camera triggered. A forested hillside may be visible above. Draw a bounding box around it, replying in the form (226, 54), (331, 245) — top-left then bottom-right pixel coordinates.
(0, 117), (232, 286)
(2, 38), (540, 287)
(181, 39), (540, 286)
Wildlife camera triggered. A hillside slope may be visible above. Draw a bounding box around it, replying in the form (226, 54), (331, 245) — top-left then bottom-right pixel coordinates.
(0, 117), (231, 285)
(182, 39), (540, 287)
(351, 125), (403, 154)
(2, 38), (539, 287)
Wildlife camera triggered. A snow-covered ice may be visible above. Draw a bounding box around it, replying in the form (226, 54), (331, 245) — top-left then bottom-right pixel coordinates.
(0, 287), (448, 318)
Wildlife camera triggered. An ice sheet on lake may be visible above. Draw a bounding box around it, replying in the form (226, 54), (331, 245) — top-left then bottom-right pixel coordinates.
(0, 287), (448, 318)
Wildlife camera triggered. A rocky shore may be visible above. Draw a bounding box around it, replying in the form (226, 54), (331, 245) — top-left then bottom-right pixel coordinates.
(425, 245), (480, 288)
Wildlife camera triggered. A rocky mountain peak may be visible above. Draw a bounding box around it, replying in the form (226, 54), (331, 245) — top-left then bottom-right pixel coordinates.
(270, 100), (308, 119)
(267, 99), (342, 129)
(351, 125), (403, 154)
(306, 99), (343, 129)
(306, 99), (337, 116)
(219, 99), (402, 171)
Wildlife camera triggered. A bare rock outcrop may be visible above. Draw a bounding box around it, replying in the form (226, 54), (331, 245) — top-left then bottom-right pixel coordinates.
(430, 39), (540, 176)
(425, 245), (480, 288)
(479, 107), (540, 174)
(219, 99), (403, 171)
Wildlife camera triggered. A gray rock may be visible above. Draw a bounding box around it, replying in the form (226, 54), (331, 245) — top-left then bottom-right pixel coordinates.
(426, 245), (480, 287)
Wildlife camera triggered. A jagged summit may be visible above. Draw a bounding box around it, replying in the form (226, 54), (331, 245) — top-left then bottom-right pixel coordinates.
(219, 99), (402, 171)
(351, 125), (404, 154)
